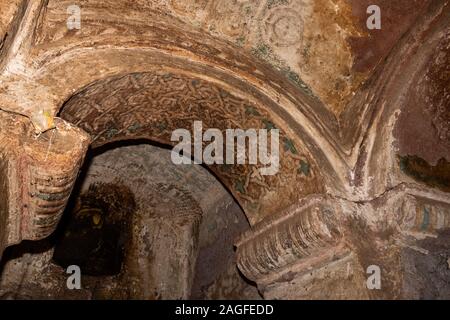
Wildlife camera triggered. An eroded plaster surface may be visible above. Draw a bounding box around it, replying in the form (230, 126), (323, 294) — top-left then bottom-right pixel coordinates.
(0, 0), (448, 300)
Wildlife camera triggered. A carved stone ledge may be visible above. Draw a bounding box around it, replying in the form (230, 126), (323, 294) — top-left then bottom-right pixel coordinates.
(399, 189), (450, 235)
(235, 186), (450, 299)
(348, 184), (450, 234)
(262, 252), (369, 300)
(338, 184), (450, 299)
(235, 196), (347, 287)
(0, 111), (89, 254)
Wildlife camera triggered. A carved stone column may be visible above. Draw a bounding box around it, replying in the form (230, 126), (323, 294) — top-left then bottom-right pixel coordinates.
(0, 111), (90, 255)
(236, 195), (369, 299)
(236, 186), (450, 300)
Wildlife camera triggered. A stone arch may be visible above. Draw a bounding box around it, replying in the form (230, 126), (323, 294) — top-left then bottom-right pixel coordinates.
(339, 1), (450, 199)
(59, 71), (325, 225)
(0, 0), (351, 250)
(0, 142), (255, 299)
(0, 0), (350, 199)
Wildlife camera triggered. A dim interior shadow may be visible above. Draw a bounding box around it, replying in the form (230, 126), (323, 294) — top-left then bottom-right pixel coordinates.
(89, 138), (250, 226)
(0, 139), (258, 297)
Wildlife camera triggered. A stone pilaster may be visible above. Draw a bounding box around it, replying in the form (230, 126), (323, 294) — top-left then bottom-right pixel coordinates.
(0, 111), (90, 255)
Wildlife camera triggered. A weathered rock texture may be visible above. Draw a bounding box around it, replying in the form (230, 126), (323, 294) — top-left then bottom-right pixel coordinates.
(0, 112), (90, 254)
(0, 0), (449, 299)
(0, 145), (258, 299)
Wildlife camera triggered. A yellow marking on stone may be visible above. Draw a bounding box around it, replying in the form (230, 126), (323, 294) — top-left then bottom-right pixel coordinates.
(92, 213), (102, 226)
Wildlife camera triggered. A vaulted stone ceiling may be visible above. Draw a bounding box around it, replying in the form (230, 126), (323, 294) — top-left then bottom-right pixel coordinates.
(0, 0), (449, 300)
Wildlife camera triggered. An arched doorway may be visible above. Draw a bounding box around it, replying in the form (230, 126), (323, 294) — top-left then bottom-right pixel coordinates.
(0, 141), (261, 299)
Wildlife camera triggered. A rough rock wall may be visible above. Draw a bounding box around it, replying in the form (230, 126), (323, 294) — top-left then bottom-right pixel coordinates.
(0, 144), (258, 300)
(0, 0), (448, 300)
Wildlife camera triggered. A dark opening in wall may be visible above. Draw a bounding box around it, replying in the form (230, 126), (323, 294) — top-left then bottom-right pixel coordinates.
(0, 142), (258, 299)
(52, 183), (136, 276)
